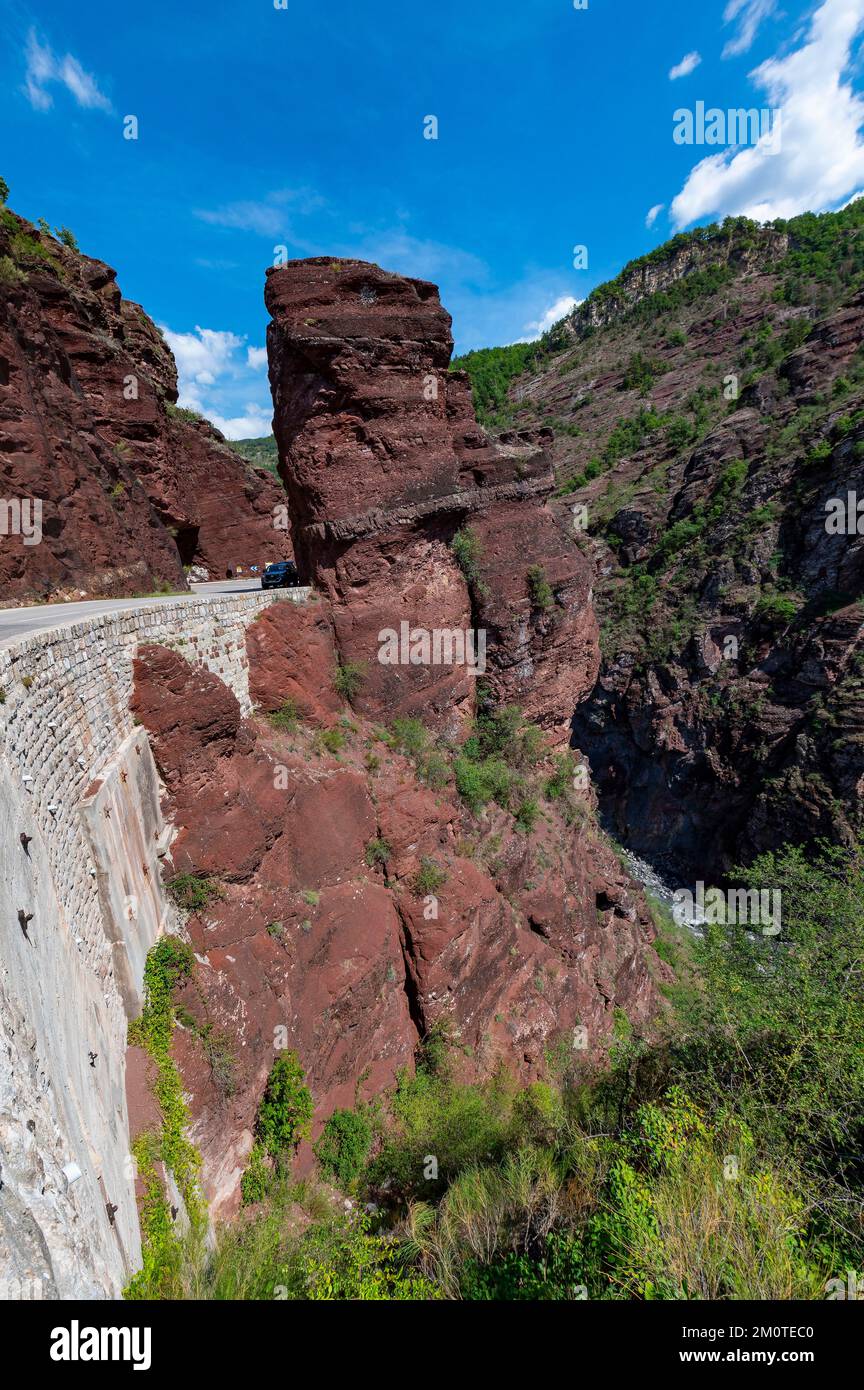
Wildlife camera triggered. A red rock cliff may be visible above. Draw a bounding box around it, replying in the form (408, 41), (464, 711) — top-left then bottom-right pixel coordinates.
(0, 208), (291, 602)
(264, 258), (598, 742)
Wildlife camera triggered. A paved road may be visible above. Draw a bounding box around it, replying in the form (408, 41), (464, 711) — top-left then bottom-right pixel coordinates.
(0, 579), (266, 647)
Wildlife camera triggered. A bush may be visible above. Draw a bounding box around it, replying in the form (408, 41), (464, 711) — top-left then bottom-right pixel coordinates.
(544, 753), (575, 800)
(267, 700), (300, 731)
(9, 231), (57, 269)
(451, 527), (486, 591)
(256, 1054), (313, 1163)
(390, 717), (429, 759)
(622, 351), (663, 394)
(755, 591), (798, 625)
(365, 837), (392, 868)
(454, 753), (515, 813)
(54, 226), (79, 251)
(514, 797), (538, 833)
(314, 1108), (374, 1186)
(333, 659), (365, 701)
(526, 564), (553, 611)
(413, 857), (448, 896)
(0, 176), (8, 205)
(314, 727), (345, 755)
(167, 873), (223, 912)
(303, 1212), (441, 1300)
(240, 1143), (271, 1206)
(166, 403), (204, 424)
(0, 254), (26, 288)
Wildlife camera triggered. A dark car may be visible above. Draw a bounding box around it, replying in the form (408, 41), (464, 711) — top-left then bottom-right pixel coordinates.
(261, 560), (301, 589)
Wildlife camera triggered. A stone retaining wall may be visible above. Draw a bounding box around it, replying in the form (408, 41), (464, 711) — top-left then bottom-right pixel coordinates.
(0, 588), (308, 1298)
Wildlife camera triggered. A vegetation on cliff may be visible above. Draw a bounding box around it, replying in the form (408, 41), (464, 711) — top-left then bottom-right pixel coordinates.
(146, 840), (862, 1300)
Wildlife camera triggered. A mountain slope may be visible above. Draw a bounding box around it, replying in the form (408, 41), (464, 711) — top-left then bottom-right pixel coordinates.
(462, 207), (864, 879)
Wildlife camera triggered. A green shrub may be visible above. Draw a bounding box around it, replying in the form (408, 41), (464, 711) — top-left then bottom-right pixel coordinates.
(267, 700), (300, 731)
(166, 403), (205, 423)
(240, 1143), (271, 1206)
(514, 797), (539, 833)
(418, 749), (451, 790)
(167, 873), (223, 912)
(313, 1108), (374, 1186)
(622, 351), (663, 393)
(365, 837), (392, 868)
(256, 1053), (313, 1163)
(303, 1212), (442, 1300)
(544, 753), (576, 800)
(0, 176), (8, 205)
(451, 527), (485, 590)
(755, 591), (798, 625)
(314, 727), (346, 755)
(9, 231), (58, 270)
(333, 659), (365, 701)
(390, 717), (429, 759)
(413, 857), (448, 896)
(454, 753), (514, 813)
(54, 226), (79, 251)
(125, 937), (204, 1298)
(526, 564), (553, 611)
(0, 254), (26, 288)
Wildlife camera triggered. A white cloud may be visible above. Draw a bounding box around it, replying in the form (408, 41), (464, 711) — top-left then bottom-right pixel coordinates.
(670, 0), (864, 228)
(723, 0), (779, 58)
(160, 325), (273, 439)
(195, 188), (324, 238)
(669, 51), (701, 80)
(185, 399), (272, 442)
(160, 326), (244, 387)
(23, 28), (112, 113)
(521, 295), (580, 338)
(646, 203), (665, 228)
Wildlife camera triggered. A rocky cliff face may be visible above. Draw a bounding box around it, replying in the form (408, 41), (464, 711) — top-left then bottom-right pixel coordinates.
(131, 604), (663, 1218)
(563, 223), (789, 336)
(0, 207), (290, 602)
(484, 210), (864, 881)
(265, 258), (598, 743)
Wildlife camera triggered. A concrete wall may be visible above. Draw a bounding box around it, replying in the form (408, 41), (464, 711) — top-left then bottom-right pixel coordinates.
(0, 589), (307, 1299)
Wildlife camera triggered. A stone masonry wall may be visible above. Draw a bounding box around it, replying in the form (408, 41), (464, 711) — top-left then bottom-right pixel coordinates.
(0, 588), (308, 1299)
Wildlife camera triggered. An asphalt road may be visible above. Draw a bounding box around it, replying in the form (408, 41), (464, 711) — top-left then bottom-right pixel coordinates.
(0, 578), (265, 647)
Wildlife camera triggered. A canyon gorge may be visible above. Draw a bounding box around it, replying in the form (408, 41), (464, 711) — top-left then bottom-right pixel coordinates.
(1, 199), (862, 1299)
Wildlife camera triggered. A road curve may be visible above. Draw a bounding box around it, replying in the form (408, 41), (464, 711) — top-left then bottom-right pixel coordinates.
(0, 579), (266, 648)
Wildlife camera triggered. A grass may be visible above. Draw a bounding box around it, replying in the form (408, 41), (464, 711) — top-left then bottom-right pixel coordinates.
(333, 659), (365, 701)
(267, 700), (300, 732)
(365, 837), (392, 868)
(412, 857), (448, 896)
(166, 873), (223, 912)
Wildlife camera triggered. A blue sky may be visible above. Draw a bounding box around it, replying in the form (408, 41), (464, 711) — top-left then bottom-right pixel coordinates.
(2, 0), (863, 436)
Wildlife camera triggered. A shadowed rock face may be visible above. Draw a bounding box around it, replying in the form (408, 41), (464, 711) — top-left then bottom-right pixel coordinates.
(131, 629), (663, 1219)
(264, 258), (599, 742)
(0, 207), (291, 601)
(505, 224), (864, 882)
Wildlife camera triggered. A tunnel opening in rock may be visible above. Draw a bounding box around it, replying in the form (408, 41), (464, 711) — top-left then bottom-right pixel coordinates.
(174, 525), (200, 568)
